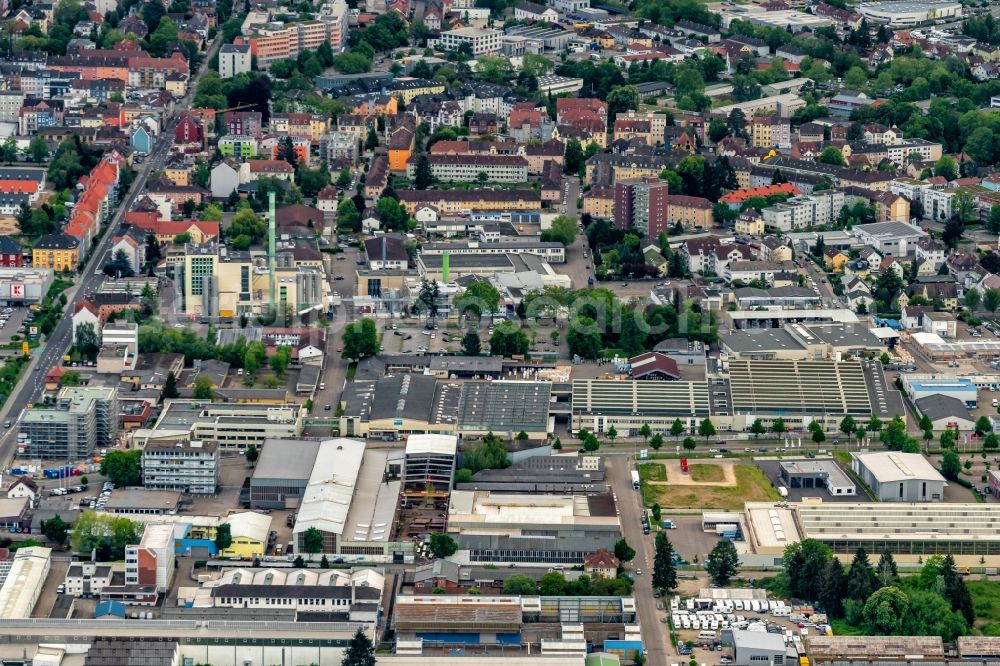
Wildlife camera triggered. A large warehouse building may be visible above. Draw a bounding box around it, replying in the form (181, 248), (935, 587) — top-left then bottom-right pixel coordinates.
(851, 451), (947, 502)
(859, 0), (961, 26)
(571, 379), (710, 435)
(447, 491), (620, 565)
(746, 501), (1000, 566)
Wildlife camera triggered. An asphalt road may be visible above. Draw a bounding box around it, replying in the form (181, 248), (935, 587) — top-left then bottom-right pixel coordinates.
(0, 36), (223, 468)
(606, 456), (667, 665)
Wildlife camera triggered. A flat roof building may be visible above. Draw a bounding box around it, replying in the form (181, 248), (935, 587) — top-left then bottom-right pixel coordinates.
(778, 459), (856, 497)
(851, 452), (946, 502)
(447, 490), (620, 564)
(250, 438), (321, 509)
(730, 629), (788, 666)
(457, 455), (607, 494)
(571, 379), (709, 436)
(142, 439), (219, 495)
(133, 400), (304, 451)
(104, 489), (182, 515)
(726, 358), (903, 427)
(403, 434), (457, 497)
(456, 381), (552, 439)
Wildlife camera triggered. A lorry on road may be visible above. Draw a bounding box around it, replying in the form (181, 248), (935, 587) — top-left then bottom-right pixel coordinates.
(631, 470), (640, 489)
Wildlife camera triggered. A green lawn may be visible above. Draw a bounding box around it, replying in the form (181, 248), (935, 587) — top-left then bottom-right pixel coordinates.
(968, 580), (1000, 635)
(689, 464), (725, 483)
(638, 462), (666, 482)
(642, 465), (780, 510)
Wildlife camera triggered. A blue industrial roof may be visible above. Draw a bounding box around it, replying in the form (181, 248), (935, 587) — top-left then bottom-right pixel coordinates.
(911, 379), (976, 392)
(95, 600), (126, 618)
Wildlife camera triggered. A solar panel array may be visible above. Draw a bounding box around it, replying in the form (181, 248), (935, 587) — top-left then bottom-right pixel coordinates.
(727, 359), (872, 415)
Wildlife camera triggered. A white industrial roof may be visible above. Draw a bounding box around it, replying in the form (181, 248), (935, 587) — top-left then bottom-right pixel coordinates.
(227, 511), (272, 544)
(853, 451), (946, 483)
(294, 438), (366, 538)
(405, 434), (458, 457)
(0, 547), (51, 619)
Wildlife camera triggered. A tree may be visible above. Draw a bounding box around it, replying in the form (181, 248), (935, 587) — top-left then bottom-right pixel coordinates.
(986, 287), (1000, 315)
(342, 317), (379, 359)
(818, 147), (846, 166)
(193, 374), (214, 400)
(614, 538), (636, 562)
(863, 586), (909, 635)
(649, 433), (664, 450)
(337, 198), (361, 231)
(820, 558), (848, 618)
(161, 371), (179, 402)
(940, 554), (975, 627)
(539, 571), (568, 595)
(70, 512), (141, 559)
(461, 329), (481, 355)
(41, 515), (69, 546)
(639, 423), (652, 444)
(966, 287), (981, 312)
(461, 434), (509, 473)
(941, 449), (961, 480)
(302, 526), (325, 556)
(341, 628), (376, 666)
(541, 215), (577, 246)
(976, 415), (993, 436)
(270, 345), (292, 377)
(429, 533), (457, 558)
(772, 418), (787, 434)
(867, 416), (883, 433)
(456, 281), (502, 318)
(245, 444), (259, 466)
(706, 540), (739, 586)
(567, 316), (603, 359)
(75, 322), (100, 360)
(215, 523), (233, 552)
(376, 196), (410, 231)
(670, 418), (685, 439)
(840, 415), (857, 437)
(503, 573), (537, 595)
(100, 450), (142, 487)
(846, 547), (878, 602)
(653, 531), (677, 591)
(607, 425), (618, 442)
(698, 417), (716, 440)
(682, 437), (696, 451)
(564, 139), (585, 175)
(750, 418), (766, 438)
(28, 135), (48, 163)
(413, 154), (434, 189)
(708, 117), (729, 143)
(876, 550), (899, 588)
(934, 156), (958, 181)
(490, 321), (529, 357)
(1, 137), (16, 164)
(365, 126), (379, 151)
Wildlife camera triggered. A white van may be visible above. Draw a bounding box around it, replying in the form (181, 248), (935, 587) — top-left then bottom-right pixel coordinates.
(699, 631), (717, 641)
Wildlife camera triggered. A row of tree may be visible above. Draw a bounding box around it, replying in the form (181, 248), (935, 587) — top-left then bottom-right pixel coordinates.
(780, 540), (973, 640)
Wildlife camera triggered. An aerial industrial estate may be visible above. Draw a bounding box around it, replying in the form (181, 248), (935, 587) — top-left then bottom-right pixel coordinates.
(6, 0), (1000, 663)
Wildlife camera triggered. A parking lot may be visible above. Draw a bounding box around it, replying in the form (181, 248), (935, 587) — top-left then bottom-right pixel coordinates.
(0, 305), (32, 343)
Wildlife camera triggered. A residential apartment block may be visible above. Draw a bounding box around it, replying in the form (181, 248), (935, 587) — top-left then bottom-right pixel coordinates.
(614, 177), (669, 235)
(432, 28), (502, 55)
(406, 154), (528, 183)
(218, 43), (251, 78)
(762, 190), (846, 231)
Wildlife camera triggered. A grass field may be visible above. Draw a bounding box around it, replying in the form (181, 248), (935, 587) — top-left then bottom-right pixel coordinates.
(688, 464), (725, 483)
(968, 580), (1000, 635)
(638, 463), (666, 482)
(643, 465), (780, 509)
